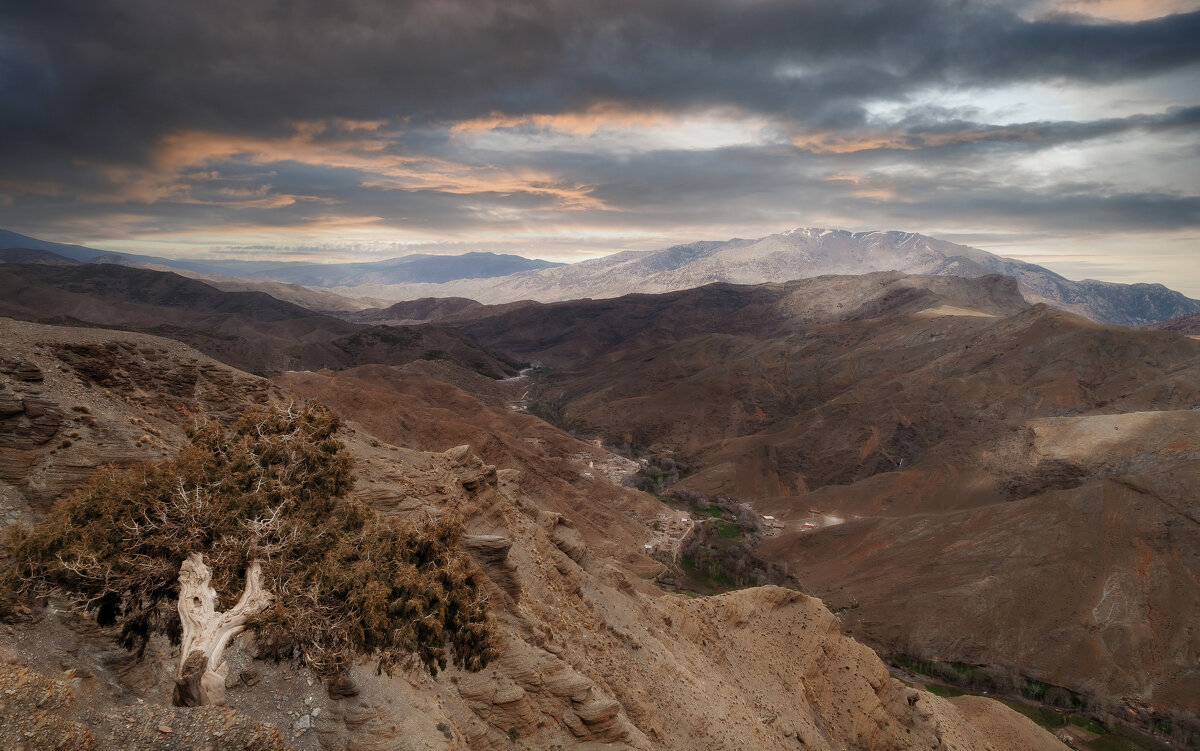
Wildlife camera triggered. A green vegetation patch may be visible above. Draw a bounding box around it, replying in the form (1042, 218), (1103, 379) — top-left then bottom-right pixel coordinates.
(892, 655), (1086, 710)
(1071, 715), (1107, 734)
(892, 655), (1195, 751)
(1087, 728), (1174, 751)
(678, 553), (737, 595)
(715, 520), (744, 540)
(923, 684), (967, 698)
(996, 698), (1068, 730)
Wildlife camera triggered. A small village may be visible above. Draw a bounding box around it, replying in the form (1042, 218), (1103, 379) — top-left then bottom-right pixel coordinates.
(642, 511), (696, 563)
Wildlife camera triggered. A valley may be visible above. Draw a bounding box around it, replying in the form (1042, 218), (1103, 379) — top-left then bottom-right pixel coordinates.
(430, 272), (1200, 733)
(0, 316), (1074, 751)
(1, 241), (1197, 750)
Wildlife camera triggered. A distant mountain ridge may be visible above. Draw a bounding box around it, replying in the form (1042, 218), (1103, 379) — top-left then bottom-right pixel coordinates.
(0, 247), (81, 265)
(247, 251), (563, 286)
(334, 228), (1200, 327)
(0, 229), (563, 287)
(6, 227), (1198, 326)
(0, 228), (267, 276)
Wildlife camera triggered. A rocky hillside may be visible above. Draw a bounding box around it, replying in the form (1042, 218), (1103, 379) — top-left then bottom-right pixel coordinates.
(335, 228), (1200, 327)
(1145, 311), (1200, 335)
(0, 244), (379, 314)
(455, 271), (1030, 367)
(448, 272), (1200, 718)
(0, 318), (275, 516)
(0, 248), (82, 266)
(0, 319), (1067, 750)
(347, 297), (484, 325)
(0, 263), (518, 378)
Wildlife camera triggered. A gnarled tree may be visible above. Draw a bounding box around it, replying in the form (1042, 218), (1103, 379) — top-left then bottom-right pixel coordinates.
(1, 402), (497, 706)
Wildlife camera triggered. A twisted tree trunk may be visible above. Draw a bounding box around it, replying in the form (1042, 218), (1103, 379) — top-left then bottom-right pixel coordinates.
(173, 553), (273, 707)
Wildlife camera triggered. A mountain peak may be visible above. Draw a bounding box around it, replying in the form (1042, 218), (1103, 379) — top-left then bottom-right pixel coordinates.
(369, 227), (1197, 326)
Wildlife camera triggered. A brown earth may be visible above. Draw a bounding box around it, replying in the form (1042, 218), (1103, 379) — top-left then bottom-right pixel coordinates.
(0, 320), (1066, 750)
(0, 263), (517, 378)
(347, 297), (484, 325)
(0, 662), (288, 751)
(0, 317), (277, 516)
(274, 363), (663, 567)
(1144, 310), (1200, 335)
(0, 248), (82, 266)
(447, 272), (1200, 715)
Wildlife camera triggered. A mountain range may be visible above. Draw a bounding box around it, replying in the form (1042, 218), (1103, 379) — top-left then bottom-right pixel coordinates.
(331, 228), (1200, 327)
(6, 227), (1200, 327)
(246, 251), (562, 286)
(0, 228), (562, 287)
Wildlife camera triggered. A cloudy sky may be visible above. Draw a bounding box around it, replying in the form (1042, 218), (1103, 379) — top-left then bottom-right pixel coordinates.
(1, 0), (1198, 292)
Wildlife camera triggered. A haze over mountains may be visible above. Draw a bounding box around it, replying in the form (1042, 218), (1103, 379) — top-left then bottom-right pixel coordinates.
(0, 228), (561, 287)
(329, 228), (1200, 327)
(5, 227), (1198, 328)
(246, 252), (563, 287)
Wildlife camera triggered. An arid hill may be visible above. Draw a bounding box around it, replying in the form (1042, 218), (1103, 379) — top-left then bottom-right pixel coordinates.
(1145, 311), (1200, 335)
(447, 272), (1200, 718)
(90, 255), (384, 313)
(0, 319), (1066, 750)
(0, 263), (518, 378)
(455, 271), (1029, 366)
(0, 247), (82, 266)
(348, 296), (485, 325)
(1, 243), (382, 313)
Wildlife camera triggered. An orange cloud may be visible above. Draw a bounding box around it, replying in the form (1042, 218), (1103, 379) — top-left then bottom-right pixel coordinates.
(53, 119), (608, 215)
(822, 173), (899, 202)
(1033, 0), (1200, 21)
(0, 177), (67, 199)
(791, 125), (1044, 154)
(450, 103), (676, 136)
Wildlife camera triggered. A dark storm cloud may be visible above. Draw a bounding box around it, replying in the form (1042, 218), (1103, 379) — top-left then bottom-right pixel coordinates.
(846, 181), (1200, 234)
(3, 0), (1199, 169)
(1, 0), (1198, 288)
(788, 105), (1200, 157)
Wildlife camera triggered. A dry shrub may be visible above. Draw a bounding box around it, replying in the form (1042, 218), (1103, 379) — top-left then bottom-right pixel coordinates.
(1, 402), (496, 681)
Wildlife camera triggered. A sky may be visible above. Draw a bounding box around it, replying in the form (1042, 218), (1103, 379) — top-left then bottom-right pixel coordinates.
(1, 0), (1198, 293)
